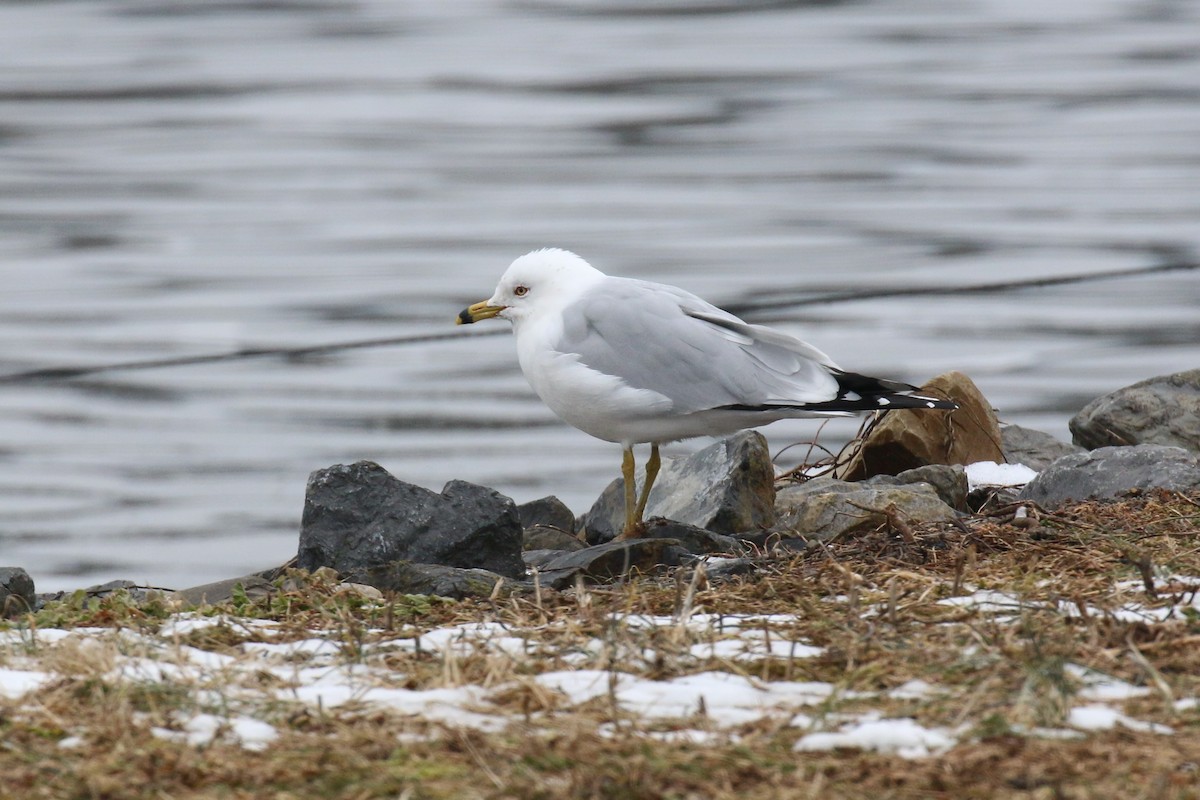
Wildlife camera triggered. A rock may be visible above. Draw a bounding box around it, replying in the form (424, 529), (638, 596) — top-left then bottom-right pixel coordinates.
(298, 461), (525, 580)
(1070, 370), (1200, 452)
(1019, 445), (1200, 509)
(517, 496), (576, 533)
(696, 557), (762, 581)
(256, 559), (297, 582)
(536, 539), (690, 589)
(0, 567), (35, 617)
(176, 575), (275, 607)
(865, 464), (969, 511)
(83, 579), (142, 595)
(774, 482), (959, 541)
(345, 561), (507, 600)
(1001, 424), (1085, 471)
(737, 528), (809, 552)
(522, 549), (572, 570)
(963, 462), (1040, 512)
(777, 475), (866, 501)
(640, 518), (748, 555)
(334, 582), (385, 601)
(582, 431), (776, 543)
(523, 525), (586, 552)
(37, 579), (177, 610)
(838, 371), (1003, 480)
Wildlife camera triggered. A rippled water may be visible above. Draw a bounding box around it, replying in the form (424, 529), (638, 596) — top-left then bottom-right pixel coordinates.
(1, 0), (1198, 591)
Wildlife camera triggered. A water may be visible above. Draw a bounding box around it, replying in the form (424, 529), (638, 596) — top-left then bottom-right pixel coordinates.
(1, 0), (1197, 592)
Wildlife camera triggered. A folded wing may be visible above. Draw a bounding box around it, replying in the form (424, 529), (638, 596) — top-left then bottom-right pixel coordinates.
(555, 278), (845, 414)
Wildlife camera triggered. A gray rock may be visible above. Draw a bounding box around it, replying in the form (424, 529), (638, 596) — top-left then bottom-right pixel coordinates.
(517, 496), (576, 533)
(523, 525), (586, 552)
(583, 431), (776, 544)
(865, 464), (969, 511)
(256, 559), (297, 582)
(1019, 444), (1200, 509)
(298, 461), (525, 579)
(522, 549), (573, 570)
(776, 475), (863, 501)
(774, 482), (959, 541)
(640, 519), (748, 555)
(0, 567), (35, 617)
(345, 560), (507, 600)
(1070, 370), (1200, 452)
(1001, 424), (1085, 471)
(82, 579), (141, 595)
(537, 539), (690, 589)
(36, 579), (176, 610)
(176, 575), (274, 607)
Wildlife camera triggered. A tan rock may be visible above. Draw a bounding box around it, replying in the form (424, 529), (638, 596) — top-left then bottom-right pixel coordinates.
(774, 484), (959, 541)
(838, 371), (1003, 480)
(335, 582), (385, 601)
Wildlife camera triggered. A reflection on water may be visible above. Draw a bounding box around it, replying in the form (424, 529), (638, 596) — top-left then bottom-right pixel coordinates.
(0, 0), (1197, 590)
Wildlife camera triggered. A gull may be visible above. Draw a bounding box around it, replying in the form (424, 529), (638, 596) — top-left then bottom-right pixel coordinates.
(457, 249), (956, 538)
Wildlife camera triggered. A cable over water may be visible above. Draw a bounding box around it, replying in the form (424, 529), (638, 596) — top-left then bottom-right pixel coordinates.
(1, 259), (1193, 386)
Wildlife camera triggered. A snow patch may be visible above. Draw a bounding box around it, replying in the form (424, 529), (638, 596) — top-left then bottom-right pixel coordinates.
(0, 667), (49, 699)
(794, 716), (956, 759)
(152, 713), (279, 750)
(535, 669), (837, 727)
(888, 679), (936, 701)
(965, 461), (1038, 491)
(1067, 704), (1172, 735)
(1066, 664), (1151, 701)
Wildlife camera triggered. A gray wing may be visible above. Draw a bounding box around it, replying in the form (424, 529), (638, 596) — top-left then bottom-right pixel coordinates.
(555, 277), (841, 413)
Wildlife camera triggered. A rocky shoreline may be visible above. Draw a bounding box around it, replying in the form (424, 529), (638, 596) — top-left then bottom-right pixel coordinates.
(3, 368), (1200, 797)
(4, 368), (1198, 616)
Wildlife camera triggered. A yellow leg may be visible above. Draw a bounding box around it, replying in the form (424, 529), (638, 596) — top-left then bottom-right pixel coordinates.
(616, 443), (660, 540)
(633, 443), (661, 524)
(621, 447), (637, 536)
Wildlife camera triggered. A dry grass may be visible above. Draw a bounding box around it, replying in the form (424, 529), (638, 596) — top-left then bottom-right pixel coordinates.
(4, 491), (1200, 799)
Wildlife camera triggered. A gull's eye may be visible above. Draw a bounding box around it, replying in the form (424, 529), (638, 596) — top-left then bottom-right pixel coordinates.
(513, 285), (530, 297)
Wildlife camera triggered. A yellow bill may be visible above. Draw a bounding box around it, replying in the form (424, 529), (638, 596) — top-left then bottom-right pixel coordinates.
(456, 300), (505, 325)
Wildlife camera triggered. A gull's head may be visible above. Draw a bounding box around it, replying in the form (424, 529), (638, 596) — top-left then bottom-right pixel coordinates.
(456, 248), (605, 326)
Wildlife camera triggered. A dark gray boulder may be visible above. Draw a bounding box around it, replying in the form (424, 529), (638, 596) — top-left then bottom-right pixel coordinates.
(1001, 424), (1086, 471)
(1019, 444), (1200, 509)
(298, 461), (524, 579)
(345, 561), (506, 600)
(536, 539), (690, 589)
(517, 496), (576, 533)
(582, 431), (776, 544)
(1, 568), (35, 617)
(865, 464), (969, 511)
(1070, 370), (1200, 452)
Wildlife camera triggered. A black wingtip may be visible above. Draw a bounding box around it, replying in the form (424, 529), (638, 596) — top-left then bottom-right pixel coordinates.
(717, 393), (957, 414)
(902, 394), (958, 411)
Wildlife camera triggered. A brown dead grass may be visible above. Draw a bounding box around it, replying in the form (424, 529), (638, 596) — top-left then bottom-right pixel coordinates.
(3, 491), (1200, 799)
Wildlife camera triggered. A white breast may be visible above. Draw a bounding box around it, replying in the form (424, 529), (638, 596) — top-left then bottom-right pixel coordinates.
(514, 313), (672, 445)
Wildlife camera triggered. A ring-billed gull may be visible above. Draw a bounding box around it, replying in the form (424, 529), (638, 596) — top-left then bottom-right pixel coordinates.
(457, 249), (956, 538)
